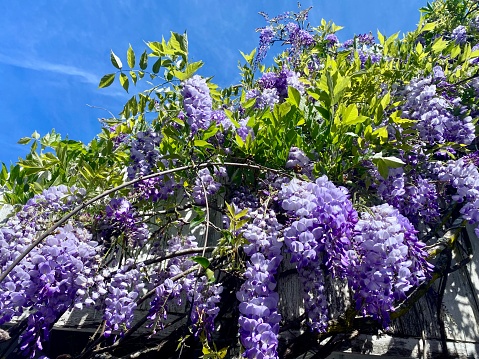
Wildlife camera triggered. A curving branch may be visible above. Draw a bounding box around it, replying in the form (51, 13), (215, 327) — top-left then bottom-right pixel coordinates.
(0, 161), (281, 284)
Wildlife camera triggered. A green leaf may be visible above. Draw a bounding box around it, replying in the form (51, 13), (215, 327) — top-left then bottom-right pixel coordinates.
(171, 32), (188, 54)
(287, 86), (301, 107)
(99, 73), (115, 88)
(332, 76), (350, 104)
(380, 92), (391, 110)
(168, 32), (184, 53)
(342, 104), (358, 125)
(371, 152), (405, 178)
(381, 156), (406, 168)
(377, 160), (389, 179)
(152, 58), (162, 74)
(194, 140), (214, 149)
(240, 48), (256, 64)
(147, 41), (163, 55)
(420, 21), (436, 33)
(139, 50), (148, 70)
(470, 50), (479, 61)
(234, 208), (249, 220)
(17, 137), (31, 145)
(275, 102), (292, 119)
(431, 37), (449, 54)
(235, 133), (245, 147)
(202, 126), (219, 140)
(129, 70), (137, 85)
(372, 126), (388, 144)
(225, 202), (236, 219)
(377, 30), (385, 45)
(110, 50), (122, 69)
(243, 97), (257, 109)
(192, 256), (210, 269)
(31, 131), (40, 140)
(119, 73), (129, 92)
(451, 44), (461, 59)
(0, 163), (8, 184)
(205, 268), (215, 283)
(416, 42), (423, 55)
(172, 61), (203, 80)
(127, 44), (135, 68)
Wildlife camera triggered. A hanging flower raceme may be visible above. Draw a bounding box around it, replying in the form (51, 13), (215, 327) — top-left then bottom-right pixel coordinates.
(103, 259), (145, 337)
(148, 236), (199, 333)
(181, 75), (213, 134)
(0, 186), (100, 358)
(377, 167), (440, 224)
(286, 146), (313, 178)
(188, 275), (223, 338)
(401, 76), (475, 146)
(192, 167), (227, 205)
(237, 207), (283, 359)
(128, 129), (177, 201)
(279, 176), (358, 332)
(99, 197), (150, 247)
(436, 157), (479, 236)
(148, 236), (222, 337)
(345, 203), (433, 327)
(246, 69), (305, 110)
(342, 33), (381, 67)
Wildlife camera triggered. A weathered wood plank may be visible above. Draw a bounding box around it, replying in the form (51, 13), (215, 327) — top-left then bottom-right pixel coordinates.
(334, 334), (479, 359)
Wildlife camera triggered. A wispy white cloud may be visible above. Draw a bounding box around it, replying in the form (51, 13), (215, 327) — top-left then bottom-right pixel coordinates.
(0, 52), (98, 85)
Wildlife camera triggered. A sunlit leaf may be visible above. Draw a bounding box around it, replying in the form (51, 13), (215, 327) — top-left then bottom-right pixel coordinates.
(110, 50), (122, 69)
(139, 50), (148, 70)
(127, 44), (135, 68)
(192, 256), (210, 269)
(99, 73), (115, 88)
(119, 73), (129, 92)
(17, 137), (31, 145)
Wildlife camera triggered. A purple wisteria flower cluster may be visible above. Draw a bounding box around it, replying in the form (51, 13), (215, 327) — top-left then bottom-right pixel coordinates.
(452, 25), (467, 44)
(325, 33), (339, 47)
(188, 275), (223, 338)
(211, 109), (234, 131)
(342, 33), (381, 67)
(16, 224), (100, 358)
(246, 69), (304, 110)
(254, 9), (315, 67)
(192, 167), (227, 205)
(102, 259), (145, 337)
(181, 75), (213, 134)
(237, 208), (283, 359)
(345, 204), (433, 327)
(128, 128), (162, 179)
(148, 236), (222, 337)
(230, 187), (260, 211)
(99, 197), (150, 247)
(342, 33), (375, 49)
(236, 118), (254, 141)
(279, 176), (358, 332)
(436, 157), (479, 236)
(377, 168), (440, 224)
(0, 186), (100, 357)
(285, 22), (315, 58)
(286, 146), (313, 178)
(128, 129), (178, 201)
(256, 26), (275, 67)
(148, 235), (199, 332)
(401, 76), (475, 145)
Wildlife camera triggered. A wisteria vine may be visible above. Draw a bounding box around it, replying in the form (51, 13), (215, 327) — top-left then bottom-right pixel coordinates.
(1, 1), (479, 358)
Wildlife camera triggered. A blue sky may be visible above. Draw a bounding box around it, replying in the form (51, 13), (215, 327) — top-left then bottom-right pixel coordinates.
(0, 1), (427, 165)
